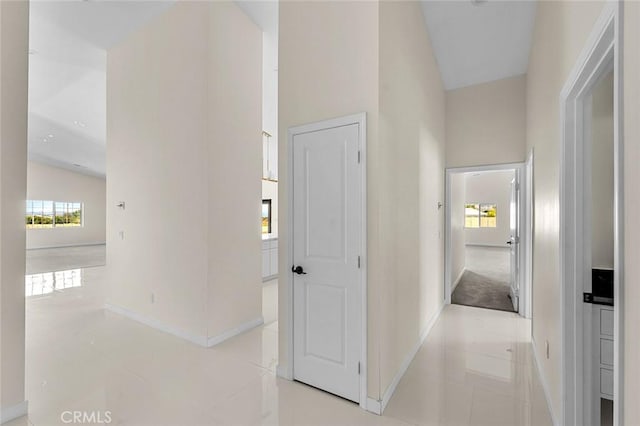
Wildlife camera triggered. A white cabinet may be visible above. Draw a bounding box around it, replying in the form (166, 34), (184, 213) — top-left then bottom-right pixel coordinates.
(262, 238), (278, 281)
(594, 305), (615, 401)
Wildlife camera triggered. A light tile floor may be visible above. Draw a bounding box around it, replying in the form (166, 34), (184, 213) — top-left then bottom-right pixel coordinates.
(14, 250), (553, 426)
(26, 244), (106, 274)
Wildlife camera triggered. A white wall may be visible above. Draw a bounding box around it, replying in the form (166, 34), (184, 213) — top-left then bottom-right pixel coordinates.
(450, 173), (466, 288)
(590, 71), (613, 269)
(446, 75), (526, 168)
(107, 1), (262, 345)
(464, 170), (514, 247)
(278, 0), (380, 396)
(526, 0), (606, 418)
(206, 1), (263, 338)
(378, 0), (446, 401)
(0, 0), (29, 417)
(278, 0), (445, 402)
(624, 2), (640, 421)
(26, 161), (106, 250)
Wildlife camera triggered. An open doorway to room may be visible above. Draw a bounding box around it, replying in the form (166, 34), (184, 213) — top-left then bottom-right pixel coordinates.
(445, 163), (531, 317)
(237, 1), (280, 329)
(559, 4), (622, 424)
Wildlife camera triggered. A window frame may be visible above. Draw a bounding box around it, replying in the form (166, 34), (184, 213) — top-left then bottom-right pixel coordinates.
(26, 200), (84, 229)
(464, 202), (497, 229)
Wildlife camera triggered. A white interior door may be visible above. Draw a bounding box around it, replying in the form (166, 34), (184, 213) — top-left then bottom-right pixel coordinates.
(292, 122), (362, 403)
(509, 175), (520, 312)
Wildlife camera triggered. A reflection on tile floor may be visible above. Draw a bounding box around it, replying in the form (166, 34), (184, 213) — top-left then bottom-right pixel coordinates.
(25, 269), (83, 297)
(25, 244), (106, 275)
(21, 264), (552, 425)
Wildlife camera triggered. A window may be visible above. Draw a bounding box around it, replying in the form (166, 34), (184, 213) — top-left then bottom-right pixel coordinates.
(465, 203), (497, 228)
(262, 199), (272, 234)
(26, 200), (82, 229)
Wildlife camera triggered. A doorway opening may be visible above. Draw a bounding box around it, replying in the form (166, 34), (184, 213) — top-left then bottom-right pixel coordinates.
(445, 162), (532, 317)
(559, 3), (622, 425)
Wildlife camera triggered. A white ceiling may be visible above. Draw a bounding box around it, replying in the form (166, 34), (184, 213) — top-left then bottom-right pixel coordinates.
(235, 0), (278, 35)
(421, 0), (537, 91)
(28, 0), (175, 177)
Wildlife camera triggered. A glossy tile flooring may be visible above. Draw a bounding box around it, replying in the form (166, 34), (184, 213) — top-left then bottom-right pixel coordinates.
(13, 250), (552, 425)
(26, 244), (106, 274)
(385, 305), (553, 426)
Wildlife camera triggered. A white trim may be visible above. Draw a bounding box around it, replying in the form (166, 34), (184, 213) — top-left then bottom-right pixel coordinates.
(444, 163), (527, 313)
(376, 302), (444, 414)
(105, 303), (208, 346)
(276, 365), (292, 380)
(0, 400), (28, 424)
(281, 112), (368, 410)
(465, 243), (511, 249)
(26, 242), (106, 250)
(558, 2), (622, 425)
(261, 274), (278, 283)
(532, 339), (560, 426)
(451, 267), (466, 292)
(446, 161), (525, 174)
(365, 398), (382, 416)
(105, 303), (263, 348)
(524, 149), (534, 319)
(206, 317), (264, 347)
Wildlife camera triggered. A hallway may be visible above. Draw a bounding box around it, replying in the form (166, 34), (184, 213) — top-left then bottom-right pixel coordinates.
(14, 249), (552, 425)
(386, 305), (552, 425)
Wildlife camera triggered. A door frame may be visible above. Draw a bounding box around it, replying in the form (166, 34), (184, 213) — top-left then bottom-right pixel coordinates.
(524, 149), (534, 321)
(283, 112), (368, 410)
(559, 2), (623, 425)
(444, 162), (530, 316)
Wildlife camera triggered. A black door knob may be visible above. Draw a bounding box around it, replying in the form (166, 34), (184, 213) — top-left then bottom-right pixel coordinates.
(292, 265), (307, 275)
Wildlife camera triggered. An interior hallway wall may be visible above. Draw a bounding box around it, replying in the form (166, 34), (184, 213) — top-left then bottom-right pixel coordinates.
(26, 161), (106, 250)
(277, 0), (380, 397)
(107, 1), (262, 345)
(624, 1), (640, 423)
(464, 170), (514, 247)
(0, 0), (29, 418)
(525, 0), (606, 419)
(378, 0), (446, 402)
(446, 75), (526, 168)
(450, 173), (466, 289)
(278, 0), (446, 403)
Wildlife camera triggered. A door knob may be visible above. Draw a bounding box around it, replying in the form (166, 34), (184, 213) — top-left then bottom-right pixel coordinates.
(506, 241), (513, 245)
(292, 265), (307, 275)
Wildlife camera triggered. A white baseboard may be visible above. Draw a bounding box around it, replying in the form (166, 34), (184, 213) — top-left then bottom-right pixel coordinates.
(105, 303), (208, 346)
(376, 302), (445, 414)
(1, 400), (28, 424)
(531, 338), (559, 426)
(27, 242), (106, 250)
(105, 303), (262, 348)
(206, 317), (264, 347)
(366, 398), (382, 415)
(276, 364), (292, 380)
(452, 267), (466, 292)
